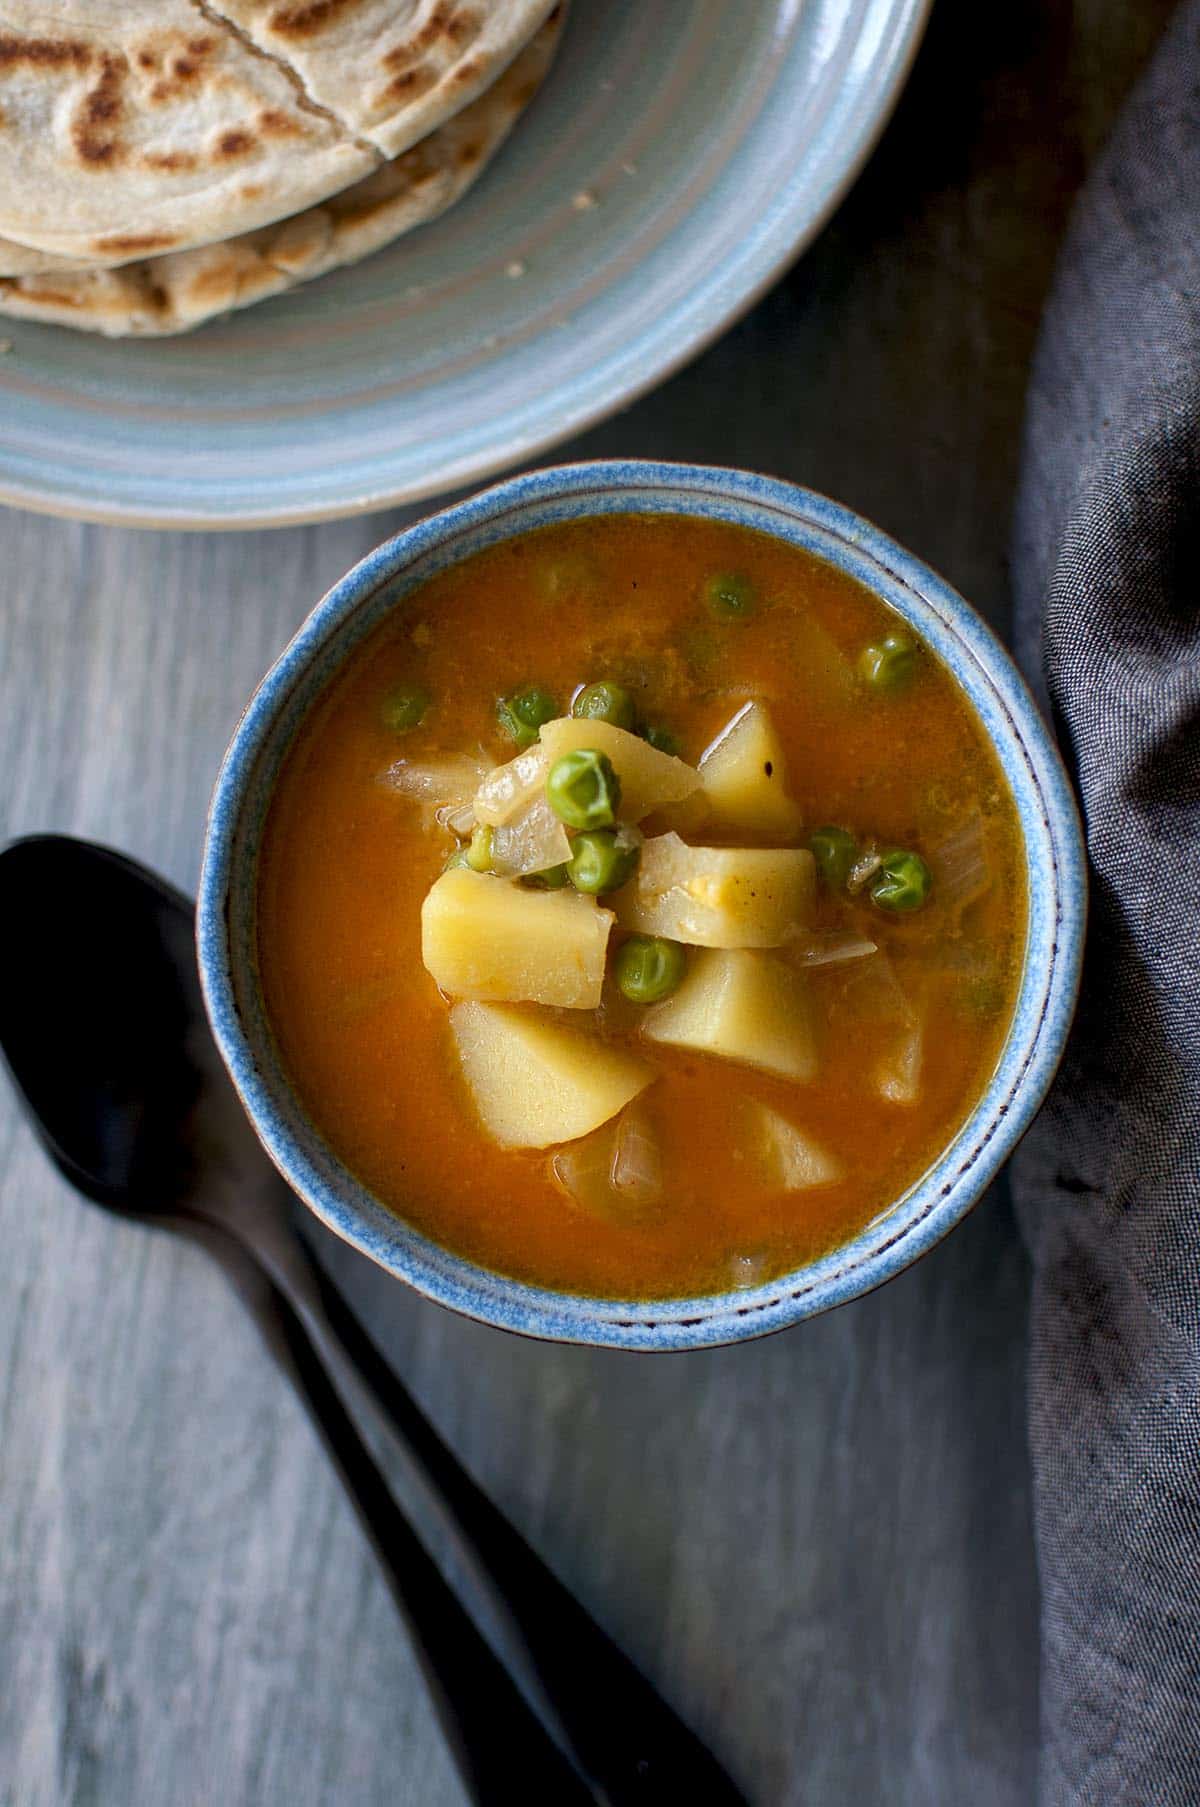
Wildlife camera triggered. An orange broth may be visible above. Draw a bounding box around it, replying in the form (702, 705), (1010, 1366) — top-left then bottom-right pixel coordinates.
(256, 515), (1026, 1300)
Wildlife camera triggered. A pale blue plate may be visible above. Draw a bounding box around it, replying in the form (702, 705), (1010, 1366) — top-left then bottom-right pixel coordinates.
(0, 0), (929, 529)
(199, 462), (1087, 1351)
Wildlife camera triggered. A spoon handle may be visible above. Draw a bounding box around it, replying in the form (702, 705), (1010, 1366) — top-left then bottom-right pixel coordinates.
(201, 1225), (595, 1807)
(277, 1244), (749, 1806)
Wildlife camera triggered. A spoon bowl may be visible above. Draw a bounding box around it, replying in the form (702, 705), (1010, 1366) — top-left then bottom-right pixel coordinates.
(0, 837), (206, 1215)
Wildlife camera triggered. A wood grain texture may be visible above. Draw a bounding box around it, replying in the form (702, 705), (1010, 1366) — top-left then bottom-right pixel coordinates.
(0, 3), (1173, 1802)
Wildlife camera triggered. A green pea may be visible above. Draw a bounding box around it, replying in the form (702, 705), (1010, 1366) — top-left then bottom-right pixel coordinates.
(496, 685), (557, 748)
(546, 749), (621, 830)
(465, 825), (494, 872)
(381, 682), (430, 732)
(567, 830), (640, 895)
(641, 723), (680, 757)
(682, 625), (721, 674)
(870, 848), (932, 912)
(614, 935), (686, 1004)
(704, 571), (757, 621)
(859, 632), (918, 693)
(523, 862), (571, 889)
(537, 553), (598, 605)
(443, 845), (472, 872)
(809, 826), (858, 891)
(571, 680), (636, 732)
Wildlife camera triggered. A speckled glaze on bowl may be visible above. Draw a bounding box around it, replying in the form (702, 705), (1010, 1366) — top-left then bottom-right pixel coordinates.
(198, 462), (1086, 1351)
(0, 0), (930, 528)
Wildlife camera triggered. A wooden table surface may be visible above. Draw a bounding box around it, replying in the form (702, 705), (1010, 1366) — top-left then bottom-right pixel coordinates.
(0, 6), (1167, 1803)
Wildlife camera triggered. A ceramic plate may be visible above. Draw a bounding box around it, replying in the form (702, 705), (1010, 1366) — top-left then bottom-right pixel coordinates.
(0, 1), (930, 529)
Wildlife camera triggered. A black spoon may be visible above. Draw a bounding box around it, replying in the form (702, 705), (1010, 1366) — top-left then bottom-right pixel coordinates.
(0, 834), (747, 1807)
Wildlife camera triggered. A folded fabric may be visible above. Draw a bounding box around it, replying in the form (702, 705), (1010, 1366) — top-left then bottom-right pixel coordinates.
(1011, 1), (1200, 1800)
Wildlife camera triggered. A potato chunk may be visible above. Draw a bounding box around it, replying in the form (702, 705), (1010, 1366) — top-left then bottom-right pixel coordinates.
(451, 1002), (653, 1148)
(698, 702), (802, 840)
(421, 869), (612, 1009)
(614, 833), (814, 948)
(744, 1101), (842, 1189)
(642, 948), (817, 1080)
(538, 718), (701, 822)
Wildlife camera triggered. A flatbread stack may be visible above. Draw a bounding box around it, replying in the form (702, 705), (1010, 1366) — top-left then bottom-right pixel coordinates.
(0, 0), (563, 335)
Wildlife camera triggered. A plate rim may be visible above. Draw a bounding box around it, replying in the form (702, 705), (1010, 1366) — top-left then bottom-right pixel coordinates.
(0, 0), (933, 532)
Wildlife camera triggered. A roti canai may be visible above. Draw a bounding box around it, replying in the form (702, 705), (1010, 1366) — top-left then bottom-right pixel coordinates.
(0, 0), (555, 263)
(0, 9), (562, 335)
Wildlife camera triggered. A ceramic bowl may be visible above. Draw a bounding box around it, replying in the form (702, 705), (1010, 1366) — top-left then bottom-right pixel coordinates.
(198, 462), (1086, 1350)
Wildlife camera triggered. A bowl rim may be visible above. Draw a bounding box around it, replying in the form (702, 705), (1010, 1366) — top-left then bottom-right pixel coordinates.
(198, 460), (1086, 1351)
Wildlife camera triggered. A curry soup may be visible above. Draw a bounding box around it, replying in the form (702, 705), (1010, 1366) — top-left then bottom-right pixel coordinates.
(256, 514), (1026, 1300)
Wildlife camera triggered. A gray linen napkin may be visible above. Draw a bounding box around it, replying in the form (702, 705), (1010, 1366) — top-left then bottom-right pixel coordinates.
(1010, 2), (1200, 1800)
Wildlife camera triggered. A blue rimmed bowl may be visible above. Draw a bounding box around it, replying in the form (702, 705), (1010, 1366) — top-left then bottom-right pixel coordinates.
(198, 462), (1086, 1351)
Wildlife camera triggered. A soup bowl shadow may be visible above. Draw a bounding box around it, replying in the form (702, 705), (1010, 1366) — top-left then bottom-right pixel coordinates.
(198, 461), (1085, 1352)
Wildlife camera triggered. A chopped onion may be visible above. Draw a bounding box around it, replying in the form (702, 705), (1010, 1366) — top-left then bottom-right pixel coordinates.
(834, 949), (915, 1028)
(806, 618), (856, 696)
(610, 1102), (663, 1206)
(846, 841), (884, 895)
(491, 796), (571, 877)
(550, 1102), (663, 1222)
(729, 1251), (771, 1290)
(788, 929), (878, 968)
(473, 746), (549, 826)
(439, 801), (479, 838)
(838, 951), (925, 1099)
(928, 817), (991, 913)
(874, 1021), (923, 1105)
(551, 1126), (617, 1219)
(382, 753), (491, 825)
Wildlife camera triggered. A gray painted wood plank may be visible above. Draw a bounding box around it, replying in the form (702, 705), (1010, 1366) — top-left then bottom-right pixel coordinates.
(0, 4), (1170, 1802)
